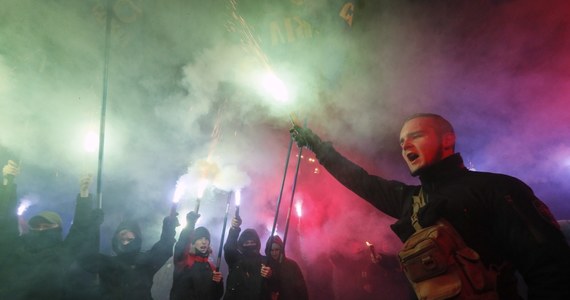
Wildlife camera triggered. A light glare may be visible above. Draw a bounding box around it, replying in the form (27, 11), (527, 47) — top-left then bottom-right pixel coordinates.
(84, 130), (99, 153)
(17, 200), (31, 216)
(235, 189), (241, 206)
(261, 72), (289, 102)
(295, 200), (303, 217)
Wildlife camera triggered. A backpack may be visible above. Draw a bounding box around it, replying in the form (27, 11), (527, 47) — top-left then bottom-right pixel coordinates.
(398, 191), (499, 300)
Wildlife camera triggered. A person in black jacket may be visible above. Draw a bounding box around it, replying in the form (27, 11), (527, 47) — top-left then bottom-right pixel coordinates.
(291, 113), (570, 299)
(223, 216), (275, 300)
(264, 235), (308, 300)
(558, 220), (570, 245)
(96, 212), (178, 300)
(1, 169), (99, 300)
(170, 211), (223, 300)
(0, 160), (21, 298)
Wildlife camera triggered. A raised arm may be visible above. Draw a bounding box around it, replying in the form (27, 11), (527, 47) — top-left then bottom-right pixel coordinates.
(223, 216), (242, 267)
(290, 126), (412, 218)
(173, 211), (199, 264)
(142, 214), (179, 274)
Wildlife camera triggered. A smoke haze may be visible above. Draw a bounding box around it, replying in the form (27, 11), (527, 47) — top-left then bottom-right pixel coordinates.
(2, 0), (570, 299)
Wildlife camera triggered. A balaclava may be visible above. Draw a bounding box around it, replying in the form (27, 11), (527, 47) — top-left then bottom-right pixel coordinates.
(112, 220), (142, 255)
(238, 228), (261, 256)
(26, 211), (63, 250)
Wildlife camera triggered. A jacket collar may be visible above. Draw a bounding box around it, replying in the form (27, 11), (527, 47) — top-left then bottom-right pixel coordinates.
(418, 153), (468, 189)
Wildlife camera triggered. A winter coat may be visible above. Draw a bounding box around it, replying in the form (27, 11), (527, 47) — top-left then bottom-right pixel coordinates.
(97, 216), (177, 300)
(1, 195), (94, 300)
(314, 143), (570, 300)
(0, 181), (19, 296)
(170, 226), (224, 300)
(264, 236), (308, 300)
(0, 182), (19, 253)
(223, 227), (275, 300)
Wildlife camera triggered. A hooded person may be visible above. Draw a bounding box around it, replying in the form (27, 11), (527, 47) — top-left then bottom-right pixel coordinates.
(96, 213), (178, 300)
(1, 173), (98, 300)
(25, 211), (64, 248)
(111, 220), (143, 259)
(264, 235), (309, 300)
(223, 217), (276, 300)
(170, 212), (224, 300)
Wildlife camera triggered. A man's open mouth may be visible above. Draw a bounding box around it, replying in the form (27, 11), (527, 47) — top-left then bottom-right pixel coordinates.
(407, 153), (419, 162)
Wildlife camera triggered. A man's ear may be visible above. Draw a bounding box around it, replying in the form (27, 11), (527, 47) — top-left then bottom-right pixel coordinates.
(442, 133), (456, 151)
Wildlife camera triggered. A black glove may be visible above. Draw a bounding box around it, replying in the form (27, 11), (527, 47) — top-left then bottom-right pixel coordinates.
(186, 211), (200, 227)
(289, 126), (322, 151)
(164, 215), (181, 229)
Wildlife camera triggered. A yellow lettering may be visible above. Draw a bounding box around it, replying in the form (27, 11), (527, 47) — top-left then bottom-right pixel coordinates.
(293, 16), (312, 39)
(269, 16), (313, 46)
(270, 21), (286, 46)
(284, 18), (295, 43)
(339, 2), (354, 27)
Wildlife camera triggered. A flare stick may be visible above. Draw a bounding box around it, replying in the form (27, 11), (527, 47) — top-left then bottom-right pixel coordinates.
(269, 136), (294, 239)
(216, 191), (232, 270)
(194, 198), (201, 214)
(96, 0), (113, 210)
(282, 143), (303, 254)
(366, 241), (377, 261)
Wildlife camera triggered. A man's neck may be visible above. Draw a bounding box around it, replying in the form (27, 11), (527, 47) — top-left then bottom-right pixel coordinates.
(418, 153), (466, 186)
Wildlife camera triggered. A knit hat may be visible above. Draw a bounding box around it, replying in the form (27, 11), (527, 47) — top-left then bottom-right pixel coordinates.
(28, 211), (63, 229)
(192, 226), (210, 243)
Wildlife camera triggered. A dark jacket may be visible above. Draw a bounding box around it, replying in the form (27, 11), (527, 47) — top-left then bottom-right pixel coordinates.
(0, 181), (19, 295)
(97, 216), (177, 300)
(0, 181), (19, 251)
(314, 143), (570, 300)
(264, 235), (309, 300)
(223, 227), (274, 300)
(170, 225), (224, 300)
(1, 194), (94, 300)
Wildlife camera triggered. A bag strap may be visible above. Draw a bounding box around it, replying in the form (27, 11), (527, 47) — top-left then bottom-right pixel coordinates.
(411, 187), (427, 231)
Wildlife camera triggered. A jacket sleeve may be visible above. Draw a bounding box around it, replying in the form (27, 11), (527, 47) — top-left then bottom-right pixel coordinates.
(0, 182), (19, 252)
(141, 216), (177, 274)
(65, 195), (95, 254)
(289, 260), (309, 300)
(212, 275), (224, 300)
(491, 178), (570, 299)
(173, 222), (195, 265)
(314, 142), (412, 219)
(223, 226), (241, 267)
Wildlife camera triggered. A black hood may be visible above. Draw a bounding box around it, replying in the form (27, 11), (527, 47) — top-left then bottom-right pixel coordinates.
(264, 235), (285, 260)
(238, 228), (261, 255)
(111, 220), (142, 255)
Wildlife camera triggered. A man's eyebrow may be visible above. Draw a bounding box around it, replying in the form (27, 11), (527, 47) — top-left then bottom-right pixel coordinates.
(400, 130), (423, 143)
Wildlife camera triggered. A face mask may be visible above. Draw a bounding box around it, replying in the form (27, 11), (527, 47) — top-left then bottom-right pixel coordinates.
(241, 245), (259, 256)
(116, 238), (140, 254)
(27, 229), (62, 250)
